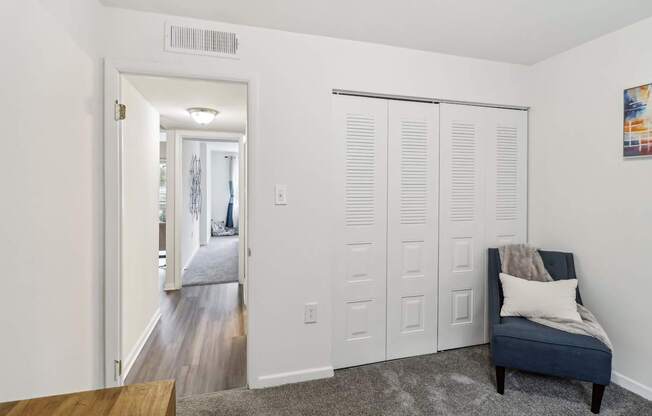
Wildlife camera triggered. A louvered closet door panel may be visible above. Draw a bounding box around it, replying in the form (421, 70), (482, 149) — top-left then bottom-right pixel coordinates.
(485, 108), (528, 248)
(332, 95), (388, 369)
(483, 108), (527, 342)
(438, 104), (487, 351)
(387, 101), (438, 359)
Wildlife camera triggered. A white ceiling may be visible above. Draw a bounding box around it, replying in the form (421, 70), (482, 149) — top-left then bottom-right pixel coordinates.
(103, 0), (652, 64)
(124, 74), (247, 132)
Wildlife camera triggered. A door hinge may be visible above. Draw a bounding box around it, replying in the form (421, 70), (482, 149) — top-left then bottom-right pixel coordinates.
(248, 248), (252, 257)
(114, 359), (122, 380)
(114, 101), (126, 121)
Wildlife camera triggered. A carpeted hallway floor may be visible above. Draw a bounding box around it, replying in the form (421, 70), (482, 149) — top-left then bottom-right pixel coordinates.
(182, 236), (239, 286)
(177, 345), (652, 416)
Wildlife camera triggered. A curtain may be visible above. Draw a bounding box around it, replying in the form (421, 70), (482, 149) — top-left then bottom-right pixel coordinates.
(232, 155), (240, 229)
(225, 155), (239, 229)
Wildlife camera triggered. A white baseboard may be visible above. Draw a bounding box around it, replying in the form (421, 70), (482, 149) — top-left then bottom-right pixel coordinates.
(252, 366), (334, 389)
(122, 308), (161, 381)
(612, 371), (652, 401)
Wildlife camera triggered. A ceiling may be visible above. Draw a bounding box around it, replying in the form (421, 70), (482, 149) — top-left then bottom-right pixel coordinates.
(124, 74), (247, 132)
(103, 0), (652, 64)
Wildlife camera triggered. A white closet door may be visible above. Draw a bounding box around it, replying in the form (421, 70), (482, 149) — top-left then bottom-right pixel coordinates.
(484, 108), (528, 249)
(333, 95), (388, 369)
(386, 101), (438, 359)
(438, 104), (487, 351)
(483, 108), (528, 341)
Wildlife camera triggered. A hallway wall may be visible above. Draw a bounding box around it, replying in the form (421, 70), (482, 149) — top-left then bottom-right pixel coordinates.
(199, 142), (210, 245)
(181, 140), (202, 269)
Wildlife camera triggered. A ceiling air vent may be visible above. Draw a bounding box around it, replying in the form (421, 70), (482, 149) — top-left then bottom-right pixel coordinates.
(164, 22), (239, 59)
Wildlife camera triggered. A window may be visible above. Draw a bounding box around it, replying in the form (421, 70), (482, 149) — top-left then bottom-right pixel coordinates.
(159, 159), (167, 223)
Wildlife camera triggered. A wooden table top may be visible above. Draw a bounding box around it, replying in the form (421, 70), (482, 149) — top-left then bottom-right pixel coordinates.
(0, 381), (175, 416)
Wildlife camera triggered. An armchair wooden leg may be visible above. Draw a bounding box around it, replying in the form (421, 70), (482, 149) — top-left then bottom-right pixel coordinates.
(495, 366), (505, 395)
(591, 384), (606, 414)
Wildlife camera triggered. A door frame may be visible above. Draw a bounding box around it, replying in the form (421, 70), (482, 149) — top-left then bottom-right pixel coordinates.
(103, 59), (259, 387)
(167, 131), (246, 291)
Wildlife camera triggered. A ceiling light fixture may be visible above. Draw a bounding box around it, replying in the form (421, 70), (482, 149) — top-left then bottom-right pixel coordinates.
(187, 107), (219, 125)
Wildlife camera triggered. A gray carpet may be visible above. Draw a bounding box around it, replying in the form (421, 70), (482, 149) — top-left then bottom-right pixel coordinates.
(182, 236), (239, 287)
(178, 345), (652, 416)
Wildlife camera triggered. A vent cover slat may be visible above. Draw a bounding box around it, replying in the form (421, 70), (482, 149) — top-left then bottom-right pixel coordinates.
(400, 119), (428, 225)
(165, 22), (239, 58)
(495, 126), (518, 221)
(450, 122), (476, 222)
(345, 114), (376, 227)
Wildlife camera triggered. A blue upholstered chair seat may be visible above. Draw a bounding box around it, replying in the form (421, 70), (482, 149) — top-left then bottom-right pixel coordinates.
(492, 317), (612, 385)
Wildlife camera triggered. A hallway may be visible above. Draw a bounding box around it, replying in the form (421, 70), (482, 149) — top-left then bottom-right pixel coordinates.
(183, 236), (239, 287)
(125, 282), (246, 397)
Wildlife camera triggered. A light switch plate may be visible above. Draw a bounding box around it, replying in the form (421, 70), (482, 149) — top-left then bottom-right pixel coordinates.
(275, 184), (288, 205)
(304, 302), (317, 324)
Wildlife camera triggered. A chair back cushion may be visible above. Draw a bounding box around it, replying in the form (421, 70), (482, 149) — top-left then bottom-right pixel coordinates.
(499, 273), (582, 321)
(488, 248), (583, 307)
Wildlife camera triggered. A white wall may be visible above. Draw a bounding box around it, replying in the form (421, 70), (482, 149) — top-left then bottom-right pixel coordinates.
(211, 151), (235, 226)
(199, 142), (210, 245)
(102, 8), (531, 387)
(0, 0), (104, 402)
(120, 76), (161, 373)
(181, 139), (201, 269)
(529, 16), (652, 394)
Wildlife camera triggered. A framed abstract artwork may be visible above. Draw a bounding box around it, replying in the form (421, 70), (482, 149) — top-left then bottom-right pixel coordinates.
(624, 83), (652, 158)
(189, 153), (202, 220)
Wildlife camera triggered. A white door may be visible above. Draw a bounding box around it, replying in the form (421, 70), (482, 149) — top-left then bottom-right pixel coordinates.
(239, 136), (248, 304)
(120, 75), (162, 383)
(438, 104), (528, 350)
(438, 104), (487, 350)
(333, 95), (388, 369)
(484, 108), (528, 250)
(386, 101), (439, 359)
(483, 108), (528, 340)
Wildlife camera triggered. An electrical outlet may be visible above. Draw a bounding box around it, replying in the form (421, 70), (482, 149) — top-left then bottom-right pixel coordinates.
(304, 303), (317, 324)
(275, 184), (288, 205)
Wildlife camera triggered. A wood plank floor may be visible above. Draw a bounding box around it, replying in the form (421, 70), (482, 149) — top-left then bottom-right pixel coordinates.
(0, 381), (176, 416)
(125, 281), (246, 398)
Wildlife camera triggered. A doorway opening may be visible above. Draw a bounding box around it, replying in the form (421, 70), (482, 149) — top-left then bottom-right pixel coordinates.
(107, 72), (249, 398)
(179, 138), (241, 288)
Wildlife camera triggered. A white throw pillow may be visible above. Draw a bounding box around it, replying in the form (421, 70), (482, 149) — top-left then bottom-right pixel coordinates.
(500, 273), (582, 322)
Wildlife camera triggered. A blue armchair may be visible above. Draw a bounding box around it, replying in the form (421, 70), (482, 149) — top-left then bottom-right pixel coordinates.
(488, 248), (612, 414)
